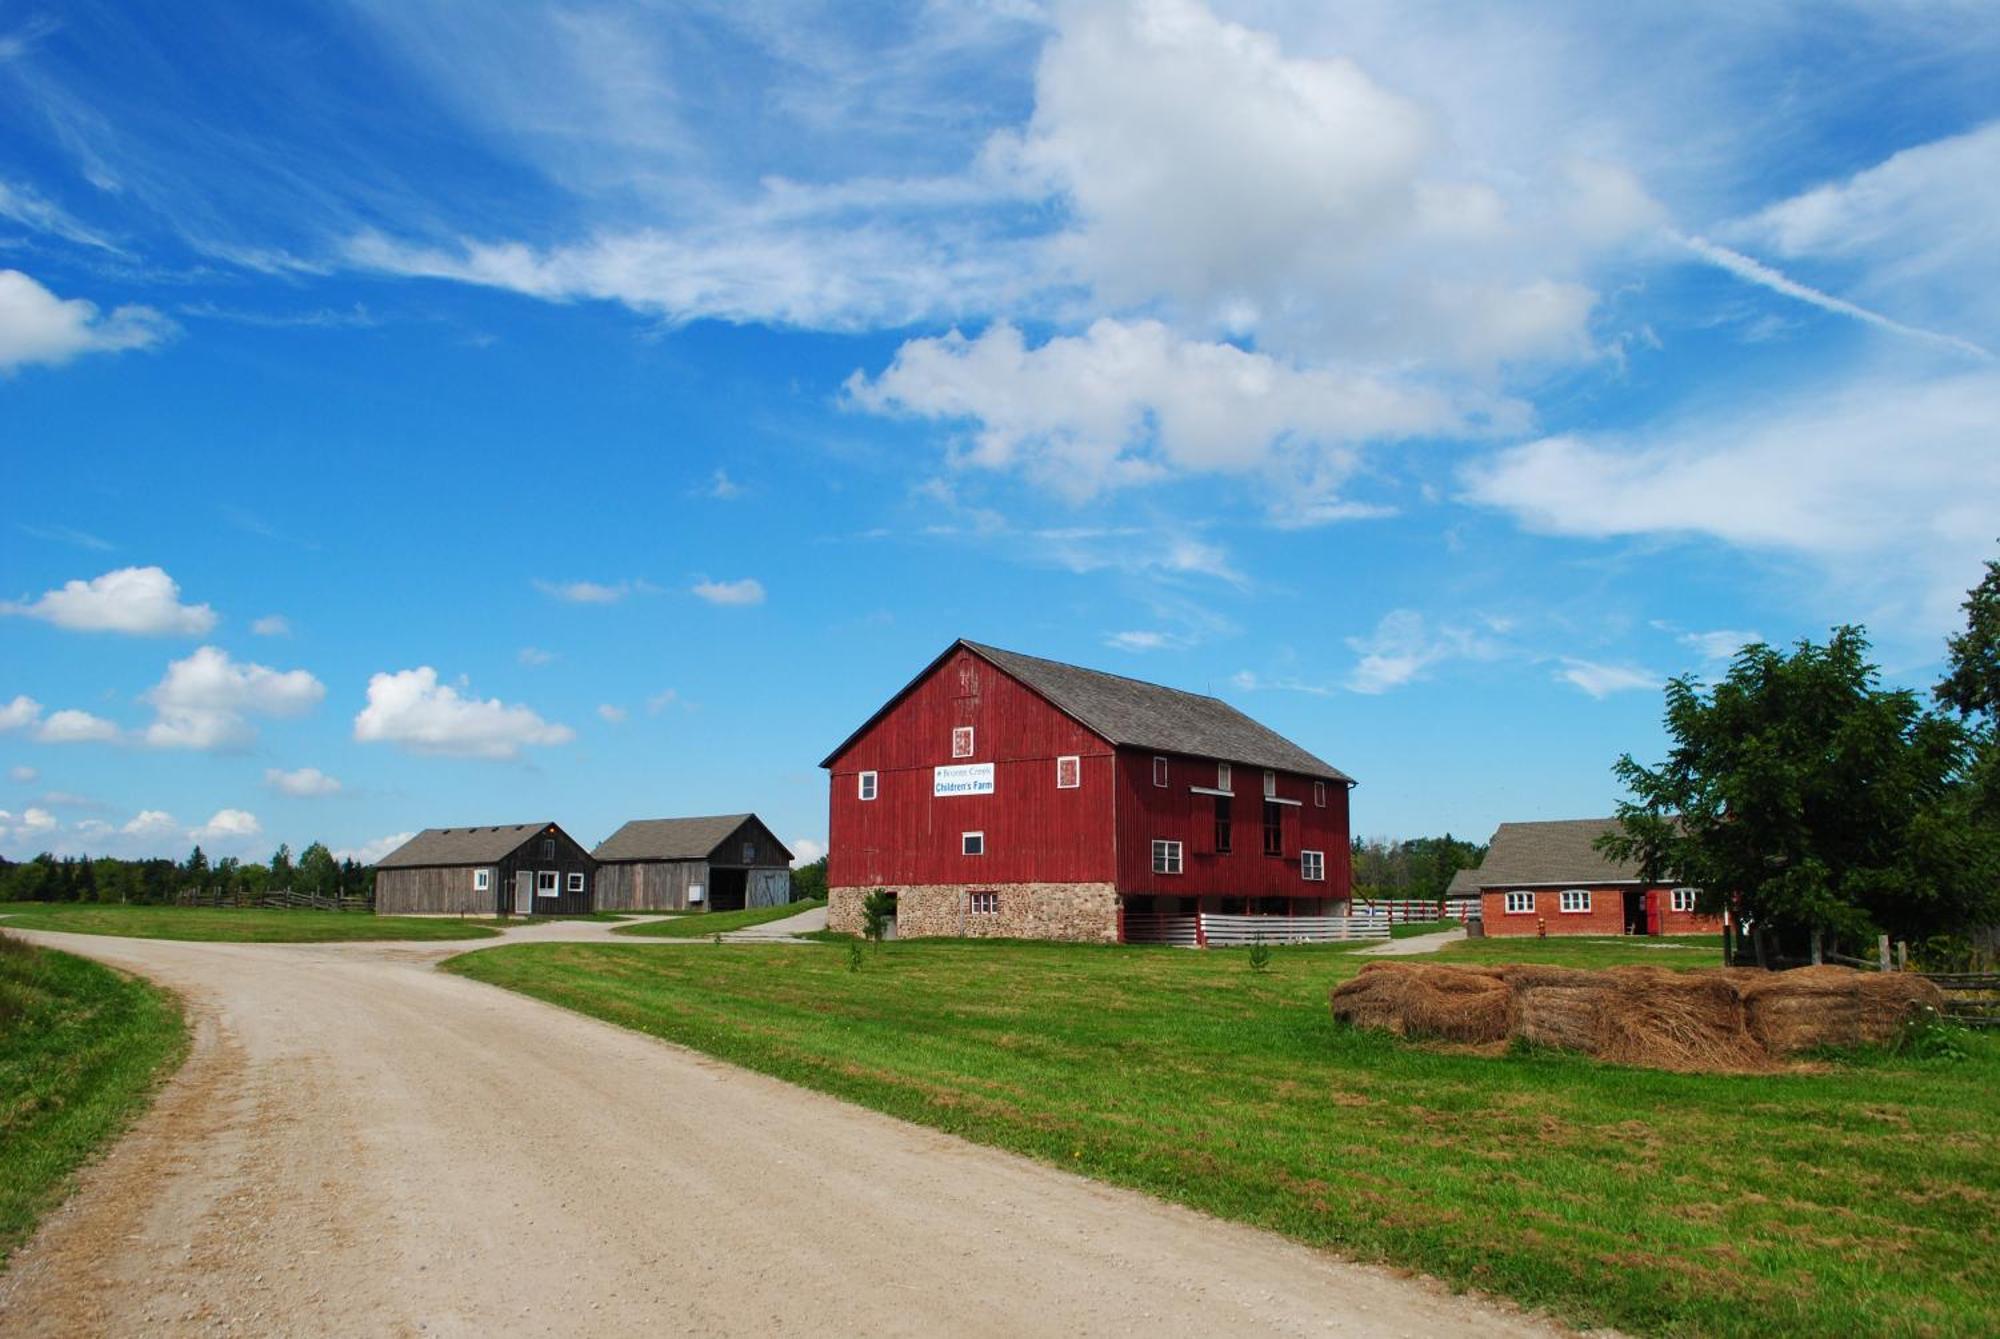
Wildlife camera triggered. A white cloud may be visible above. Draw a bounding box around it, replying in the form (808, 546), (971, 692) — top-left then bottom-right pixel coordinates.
(0, 269), (174, 372)
(0, 695), (40, 732)
(1104, 630), (1180, 653)
(789, 837), (826, 867)
(354, 666), (575, 760)
(35, 709), (121, 744)
(849, 318), (1516, 505)
(189, 808), (262, 843)
(265, 766), (342, 797)
(1343, 609), (1501, 694)
(709, 469), (743, 499)
(1678, 628), (1760, 663)
(596, 703), (628, 724)
(250, 614), (292, 636)
(2, 565), (217, 635)
(517, 646), (557, 666)
(0, 806), (58, 846)
(333, 831), (416, 866)
(1556, 659), (1660, 699)
(8, 765), (37, 784)
(644, 688), (680, 715)
(121, 809), (180, 839)
(533, 578), (643, 604)
(691, 577), (766, 606)
(1460, 368), (2000, 631)
(142, 646), (326, 751)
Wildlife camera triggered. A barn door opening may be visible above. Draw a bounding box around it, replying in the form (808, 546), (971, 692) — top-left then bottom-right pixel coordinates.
(513, 870), (534, 916)
(709, 867), (748, 912)
(1623, 888), (1647, 936)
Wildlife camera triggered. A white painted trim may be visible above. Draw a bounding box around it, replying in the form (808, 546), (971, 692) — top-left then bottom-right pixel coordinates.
(535, 870), (559, 898)
(1151, 839), (1183, 875)
(1301, 850), (1325, 881)
(858, 770), (878, 801)
(1188, 785), (1233, 797)
(952, 725), (975, 759)
(1056, 755), (1081, 789)
(566, 871), (585, 893)
(1264, 796), (1304, 807)
(1152, 756), (1169, 787)
(1503, 890), (1535, 914)
(473, 868), (491, 892)
(1216, 762), (1232, 792)
(1559, 888), (1592, 913)
(961, 830), (985, 856)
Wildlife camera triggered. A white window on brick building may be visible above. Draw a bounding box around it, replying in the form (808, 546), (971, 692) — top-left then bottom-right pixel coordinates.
(1301, 850), (1325, 881)
(1056, 755), (1080, 789)
(1671, 887), (1698, 912)
(1504, 891), (1534, 914)
(952, 726), (975, 758)
(969, 891), (998, 915)
(1560, 889), (1592, 913)
(1152, 839), (1183, 875)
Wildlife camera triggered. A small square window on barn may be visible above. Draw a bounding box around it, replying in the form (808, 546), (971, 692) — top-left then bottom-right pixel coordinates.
(541, 839), (555, 860)
(474, 868), (490, 891)
(1313, 780), (1326, 808)
(1056, 755), (1081, 788)
(962, 831), (985, 856)
(1301, 850), (1325, 881)
(952, 725), (975, 758)
(1671, 887), (1699, 912)
(567, 872), (585, 893)
(742, 841), (756, 863)
(1560, 889), (1592, 913)
(1263, 770), (1277, 799)
(1262, 801), (1283, 857)
(535, 870), (559, 898)
(1504, 891), (1535, 914)
(1153, 755), (1169, 787)
(970, 891), (998, 915)
(1217, 761), (1232, 792)
(1152, 839), (1183, 875)
(858, 771), (878, 801)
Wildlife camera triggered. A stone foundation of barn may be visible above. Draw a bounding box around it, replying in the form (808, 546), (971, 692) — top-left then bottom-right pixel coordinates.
(829, 882), (1119, 942)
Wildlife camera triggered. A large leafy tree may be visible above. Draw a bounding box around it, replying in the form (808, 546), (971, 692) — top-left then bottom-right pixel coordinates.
(297, 841), (340, 897)
(1937, 550), (2000, 720)
(1602, 627), (1999, 949)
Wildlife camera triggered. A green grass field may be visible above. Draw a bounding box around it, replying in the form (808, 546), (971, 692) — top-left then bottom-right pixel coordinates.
(447, 933), (1999, 1337)
(1389, 918), (1460, 938)
(0, 903), (502, 942)
(610, 897), (824, 938)
(0, 934), (187, 1266)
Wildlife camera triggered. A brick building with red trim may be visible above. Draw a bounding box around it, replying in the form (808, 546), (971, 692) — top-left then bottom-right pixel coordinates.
(1463, 818), (1724, 938)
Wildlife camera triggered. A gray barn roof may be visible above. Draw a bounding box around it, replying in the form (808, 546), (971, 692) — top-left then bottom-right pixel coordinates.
(374, 823), (559, 869)
(821, 639), (1351, 782)
(593, 814), (790, 864)
(1459, 819), (1645, 890)
(1444, 867), (1485, 900)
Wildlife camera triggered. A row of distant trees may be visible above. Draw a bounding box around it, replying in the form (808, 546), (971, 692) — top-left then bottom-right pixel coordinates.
(0, 841), (374, 904)
(1349, 834), (1485, 903)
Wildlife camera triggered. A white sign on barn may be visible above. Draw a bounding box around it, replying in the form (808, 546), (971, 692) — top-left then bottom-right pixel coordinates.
(933, 763), (995, 797)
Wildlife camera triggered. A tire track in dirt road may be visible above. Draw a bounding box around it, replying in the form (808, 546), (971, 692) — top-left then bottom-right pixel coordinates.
(1, 927), (1577, 1337)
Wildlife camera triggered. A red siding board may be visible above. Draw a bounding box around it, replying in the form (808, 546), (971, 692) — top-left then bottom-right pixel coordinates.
(1114, 752), (1351, 898)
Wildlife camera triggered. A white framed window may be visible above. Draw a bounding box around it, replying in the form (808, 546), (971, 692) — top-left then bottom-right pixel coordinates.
(969, 891), (998, 915)
(1152, 839), (1183, 875)
(858, 770), (878, 801)
(541, 839), (556, 859)
(1301, 850), (1325, 881)
(1670, 887), (1698, 913)
(962, 831), (985, 856)
(742, 841), (756, 863)
(474, 868), (491, 892)
(1263, 770), (1277, 798)
(1313, 780), (1326, 808)
(566, 872), (585, 893)
(952, 725), (975, 758)
(1216, 762), (1232, 792)
(1153, 756), (1169, 787)
(1056, 755), (1081, 789)
(535, 870), (559, 898)
(1504, 891), (1535, 914)
(1560, 889), (1592, 913)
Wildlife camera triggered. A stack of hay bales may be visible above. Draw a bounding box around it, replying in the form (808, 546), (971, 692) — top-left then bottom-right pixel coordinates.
(1330, 961), (1945, 1071)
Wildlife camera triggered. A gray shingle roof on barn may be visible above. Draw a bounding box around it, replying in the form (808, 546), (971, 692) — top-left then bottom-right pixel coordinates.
(1459, 818), (1645, 889)
(1444, 867), (1485, 900)
(374, 824), (554, 868)
(821, 639), (1349, 780)
(964, 642), (1352, 782)
(593, 814), (789, 864)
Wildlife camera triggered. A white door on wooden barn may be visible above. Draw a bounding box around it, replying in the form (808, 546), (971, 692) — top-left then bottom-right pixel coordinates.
(514, 870), (534, 915)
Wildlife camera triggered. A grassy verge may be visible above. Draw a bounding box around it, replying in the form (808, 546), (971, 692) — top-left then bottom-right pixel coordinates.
(611, 897), (825, 938)
(448, 933), (1998, 1337)
(0, 934), (187, 1266)
(1390, 918), (1460, 938)
(0, 903), (501, 942)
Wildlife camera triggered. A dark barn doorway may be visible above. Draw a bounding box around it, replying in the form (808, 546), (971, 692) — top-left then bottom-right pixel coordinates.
(1623, 888), (1647, 936)
(709, 867), (748, 912)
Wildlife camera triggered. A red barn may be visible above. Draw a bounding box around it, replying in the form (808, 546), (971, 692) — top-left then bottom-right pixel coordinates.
(820, 640), (1354, 942)
(1463, 818), (1725, 937)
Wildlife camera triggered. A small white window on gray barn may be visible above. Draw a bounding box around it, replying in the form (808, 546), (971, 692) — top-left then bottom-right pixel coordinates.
(567, 872), (585, 893)
(952, 726), (975, 758)
(962, 831), (985, 856)
(1301, 850), (1325, 881)
(474, 868), (491, 891)
(1560, 889), (1591, 913)
(742, 841), (756, 863)
(1504, 891), (1534, 914)
(1056, 755), (1081, 789)
(542, 838), (555, 859)
(858, 771), (878, 801)
(536, 870), (559, 897)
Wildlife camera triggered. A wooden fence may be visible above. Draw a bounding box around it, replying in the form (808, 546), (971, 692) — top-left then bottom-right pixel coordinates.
(1123, 912), (1391, 947)
(175, 886), (373, 912)
(1352, 898), (1474, 924)
(1922, 973), (2000, 1029)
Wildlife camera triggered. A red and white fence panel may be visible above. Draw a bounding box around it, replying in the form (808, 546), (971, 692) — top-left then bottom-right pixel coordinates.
(1123, 912), (1391, 947)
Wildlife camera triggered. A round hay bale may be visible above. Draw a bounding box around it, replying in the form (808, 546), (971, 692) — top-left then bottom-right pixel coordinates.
(1598, 966), (1763, 1071)
(1329, 971), (1412, 1035)
(1329, 963), (1511, 1043)
(1738, 966), (1947, 1054)
(1506, 971), (1615, 1054)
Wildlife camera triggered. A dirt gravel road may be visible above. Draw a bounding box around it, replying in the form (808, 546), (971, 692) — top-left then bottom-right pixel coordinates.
(1, 924), (1566, 1337)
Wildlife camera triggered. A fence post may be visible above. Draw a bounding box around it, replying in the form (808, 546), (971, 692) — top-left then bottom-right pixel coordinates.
(1810, 929), (1823, 965)
(1895, 940), (1908, 972)
(1878, 934), (1891, 973)
(1195, 912), (1208, 949)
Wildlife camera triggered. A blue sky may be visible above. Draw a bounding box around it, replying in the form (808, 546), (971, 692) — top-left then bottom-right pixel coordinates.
(3, 0), (1996, 866)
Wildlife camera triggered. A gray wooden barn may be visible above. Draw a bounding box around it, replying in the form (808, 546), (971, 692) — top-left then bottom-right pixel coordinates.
(374, 822), (596, 916)
(592, 814), (793, 912)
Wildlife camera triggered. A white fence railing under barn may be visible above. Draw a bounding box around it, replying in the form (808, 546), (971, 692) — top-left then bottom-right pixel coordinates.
(1351, 898), (1475, 924)
(1122, 911), (1390, 947)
